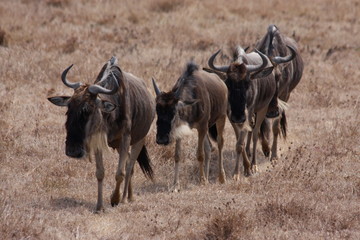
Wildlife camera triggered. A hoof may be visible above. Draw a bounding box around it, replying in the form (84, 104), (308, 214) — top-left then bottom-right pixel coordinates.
(128, 196), (135, 203)
(169, 184), (181, 193)
(110, 192), (120, 207)
(251, 165), (258, 173)
(219, 174), (226, 184)
(95, 205), (105, 213)
(263, 151), (270, 158)
(233, 174), (240, 181)
(244, 169), (252, 177)
(200, 177), (208, 185)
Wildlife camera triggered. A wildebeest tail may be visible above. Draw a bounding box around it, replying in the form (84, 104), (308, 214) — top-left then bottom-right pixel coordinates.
(280, 111), (287, 139)
(137, 146), (154, 181)
(208, 124), (218, 141)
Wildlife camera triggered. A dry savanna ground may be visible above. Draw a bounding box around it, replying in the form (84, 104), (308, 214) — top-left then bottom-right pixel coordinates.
(1, 0), (359, 239)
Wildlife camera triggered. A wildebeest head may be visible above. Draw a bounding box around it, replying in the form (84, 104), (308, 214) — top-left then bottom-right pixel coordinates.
(48, 57), (120, 158)
(208, 48), (273, 124)
(152, 63), (198, 145)
(257, 25), (297, 66)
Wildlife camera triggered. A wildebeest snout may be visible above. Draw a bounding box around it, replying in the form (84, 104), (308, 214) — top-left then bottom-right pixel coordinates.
(156, 135), (170, 145)
(65, 144), (85, 158)
(230, 113), (246, 124)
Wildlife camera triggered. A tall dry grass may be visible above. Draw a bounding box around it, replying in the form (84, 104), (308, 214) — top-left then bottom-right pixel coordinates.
(0, 0), (359, 239)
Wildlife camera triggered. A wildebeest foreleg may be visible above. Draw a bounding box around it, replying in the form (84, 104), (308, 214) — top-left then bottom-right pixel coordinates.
(197, 128), (207, 184)
(216, 116), (226, 183)
(251, 108), (268, 173)
(231, 124), (251, 179)
(171, 139), (182, 192)
(95, 150), (104, 212)
(121, 138), (145, 203)
(111, 136), (130, 206)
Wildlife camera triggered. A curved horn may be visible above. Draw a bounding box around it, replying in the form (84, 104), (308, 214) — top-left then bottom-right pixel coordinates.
(61, 64), (81, 89)
(246, 49), (268, 73)
(271, 45), (297, 65)
(263, 25), (278, 55)
(88, 72), (119, 95)
(208, 50), (229, 73)
(152, 77), (161, 96)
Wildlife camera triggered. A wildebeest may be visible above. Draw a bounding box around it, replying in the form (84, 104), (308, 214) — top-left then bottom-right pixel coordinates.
(256, 24), (304, 161)
(47, 57), (155, 211)
(152, 61), (228, 191)
(208, 46), (294, 178)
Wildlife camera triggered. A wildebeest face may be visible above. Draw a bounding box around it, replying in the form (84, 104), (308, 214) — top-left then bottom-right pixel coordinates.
(155, 92), (178, 145)
(64, 88), (94, 158)
(48, 86), (116, 158)
(226, 63), (250, 124)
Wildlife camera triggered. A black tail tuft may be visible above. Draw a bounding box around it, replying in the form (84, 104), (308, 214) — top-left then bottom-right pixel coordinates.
(137, 146), (154, 181)
(208, 124), (218, 141)
(280, 111), (287, 139)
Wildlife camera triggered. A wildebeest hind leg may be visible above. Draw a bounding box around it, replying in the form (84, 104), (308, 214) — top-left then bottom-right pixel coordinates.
(251, 108), (268, 173)
(204, 135), (211, 181)
(121, 138), (145, 203)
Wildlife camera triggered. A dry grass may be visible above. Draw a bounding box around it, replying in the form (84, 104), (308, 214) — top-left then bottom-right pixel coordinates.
(1, 0), (360, 239)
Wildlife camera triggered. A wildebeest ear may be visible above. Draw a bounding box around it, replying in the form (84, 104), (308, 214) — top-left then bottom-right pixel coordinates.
(250, 66), (274, 79)
(97, 100), (116, 113)
(47, 96), (71, 107)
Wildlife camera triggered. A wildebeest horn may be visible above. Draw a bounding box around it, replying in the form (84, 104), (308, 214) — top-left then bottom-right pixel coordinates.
(61, 64), (81, 89)
(208, 49), (229, 73)
(246, 49), (268, 73)
(264, 25), (278, 55)
(88, 72), (119, 95)
(271, 45), (297, 65)
(152, 77), (161, 96)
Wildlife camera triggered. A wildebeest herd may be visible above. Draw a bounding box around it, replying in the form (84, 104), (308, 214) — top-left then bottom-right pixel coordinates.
(48, 24), (303, 212)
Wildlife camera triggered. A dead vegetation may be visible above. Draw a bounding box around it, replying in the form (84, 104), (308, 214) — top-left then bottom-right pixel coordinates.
(0, 0), (359, 239)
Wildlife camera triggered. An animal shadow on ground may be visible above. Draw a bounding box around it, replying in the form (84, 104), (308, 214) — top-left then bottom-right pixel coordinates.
(220, 149), (270, 178)
(50, 197), (94, 212)
(137, 181), (170, 194)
